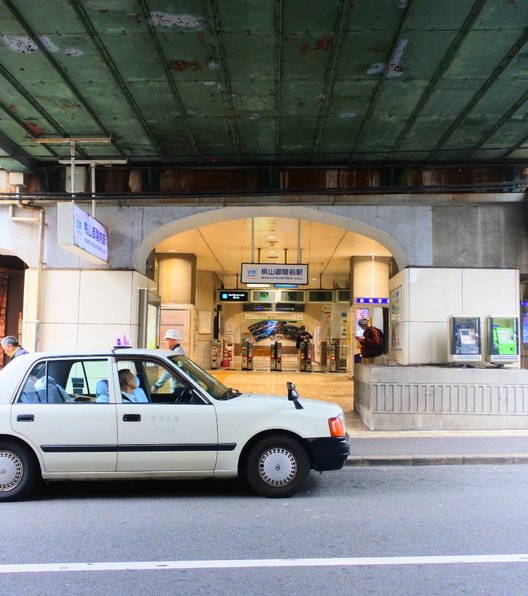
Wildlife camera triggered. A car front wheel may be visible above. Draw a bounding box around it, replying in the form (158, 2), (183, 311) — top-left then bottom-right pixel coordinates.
(246, 434), (310, 498)
(0, 440), (38, 502)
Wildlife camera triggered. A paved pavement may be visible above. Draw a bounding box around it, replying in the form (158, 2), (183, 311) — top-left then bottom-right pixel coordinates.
(346, 412), (528, 466)
(210, 364), (528, 467)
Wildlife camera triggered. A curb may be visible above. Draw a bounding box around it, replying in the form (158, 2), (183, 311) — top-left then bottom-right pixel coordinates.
(345, 454), (528, 466)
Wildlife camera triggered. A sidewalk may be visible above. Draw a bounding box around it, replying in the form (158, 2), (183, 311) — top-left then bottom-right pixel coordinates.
(209, 366), (528, 467)
(345, 411), (528, 466)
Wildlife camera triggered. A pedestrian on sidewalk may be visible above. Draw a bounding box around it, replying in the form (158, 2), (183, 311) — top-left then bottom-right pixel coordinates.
(1, 335), (28, 363)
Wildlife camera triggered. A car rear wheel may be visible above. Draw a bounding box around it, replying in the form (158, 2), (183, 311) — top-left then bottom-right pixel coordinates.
(246, 434), (310, 498)
(0, 440), (38, 502)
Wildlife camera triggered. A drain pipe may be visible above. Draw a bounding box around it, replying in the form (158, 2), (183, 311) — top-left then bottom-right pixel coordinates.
(8, 198), (46, 352)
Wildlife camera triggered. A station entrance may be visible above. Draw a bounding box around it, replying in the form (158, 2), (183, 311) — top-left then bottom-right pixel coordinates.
(151, 212), (394, 374)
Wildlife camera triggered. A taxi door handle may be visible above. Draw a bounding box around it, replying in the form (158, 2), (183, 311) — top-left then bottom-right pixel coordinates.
(17, 414), (34, 422)
(123, 414), (141, 422)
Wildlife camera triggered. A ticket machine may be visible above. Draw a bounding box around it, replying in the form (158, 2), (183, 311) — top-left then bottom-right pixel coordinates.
(447, 316), (482, 363)
(485, 316), (519, 365)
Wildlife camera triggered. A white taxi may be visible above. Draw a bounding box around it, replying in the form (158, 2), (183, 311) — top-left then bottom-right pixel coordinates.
(0, 349), (349, 500)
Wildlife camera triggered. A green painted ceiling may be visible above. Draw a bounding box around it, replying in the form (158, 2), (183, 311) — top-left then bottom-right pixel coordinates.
(0, 0), (528, 171)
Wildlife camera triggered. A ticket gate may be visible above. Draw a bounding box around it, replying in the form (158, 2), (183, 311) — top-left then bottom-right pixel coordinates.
(299, 341), (312, 372)
(221, 340), (233, 368)
(241, 337), (254, 370)
(328, 341), (338, 372)
(270, 341), (282, 371)
(210, 340), (221, 369)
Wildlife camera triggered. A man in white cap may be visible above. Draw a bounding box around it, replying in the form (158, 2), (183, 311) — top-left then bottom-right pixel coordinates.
(163, 328), (187, 356)
(151, 328), (187, 393)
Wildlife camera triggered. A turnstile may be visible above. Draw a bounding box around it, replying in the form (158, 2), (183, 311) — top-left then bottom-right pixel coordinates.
(241, 337), (254, 370)
(270, 341), (282, 371)
(299, 341), (312, 372)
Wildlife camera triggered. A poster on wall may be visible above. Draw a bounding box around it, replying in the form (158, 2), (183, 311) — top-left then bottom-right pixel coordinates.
(390, 286), (401, 350)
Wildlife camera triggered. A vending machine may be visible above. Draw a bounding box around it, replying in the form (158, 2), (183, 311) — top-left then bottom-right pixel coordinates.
(485, 316), (519, 365)
(447, 316), (482, 363)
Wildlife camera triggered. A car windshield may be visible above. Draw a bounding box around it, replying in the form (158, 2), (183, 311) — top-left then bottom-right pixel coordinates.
(168, 355), (240, 400)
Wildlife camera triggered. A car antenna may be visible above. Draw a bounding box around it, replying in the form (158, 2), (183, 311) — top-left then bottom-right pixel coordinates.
(287, 382), (303, 410)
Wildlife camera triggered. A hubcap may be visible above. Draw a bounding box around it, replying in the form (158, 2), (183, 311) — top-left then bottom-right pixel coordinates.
(258, 447), (297, 486)
(0, 450), (23, 492)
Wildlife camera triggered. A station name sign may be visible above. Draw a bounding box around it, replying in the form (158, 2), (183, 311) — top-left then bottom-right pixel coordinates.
(219, 290), (249, 302)
(57, 202), (109, 264)
(241, 263), (308, 285)
(356, 297), (389, 304)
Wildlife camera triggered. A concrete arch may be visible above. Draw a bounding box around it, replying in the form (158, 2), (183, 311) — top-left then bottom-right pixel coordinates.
(134, 205), (411, 273)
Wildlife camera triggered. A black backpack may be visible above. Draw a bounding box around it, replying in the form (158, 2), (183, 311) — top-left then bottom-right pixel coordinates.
(372, 327), (385, 356)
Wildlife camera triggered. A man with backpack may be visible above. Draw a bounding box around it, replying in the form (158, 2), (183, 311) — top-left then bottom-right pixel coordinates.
(356, 317), (384, 363)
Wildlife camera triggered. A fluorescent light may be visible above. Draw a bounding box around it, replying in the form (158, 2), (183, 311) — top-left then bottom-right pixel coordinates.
(58, 159), (127, 165)
(34, 136), (112, 144)
(246, 283), (271, 288)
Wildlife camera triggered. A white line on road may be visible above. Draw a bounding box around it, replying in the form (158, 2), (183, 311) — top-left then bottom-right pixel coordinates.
(1, 554), (528, 574)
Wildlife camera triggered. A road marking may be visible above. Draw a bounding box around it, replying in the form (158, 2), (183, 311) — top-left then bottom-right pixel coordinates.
(1, 554), (528, 574)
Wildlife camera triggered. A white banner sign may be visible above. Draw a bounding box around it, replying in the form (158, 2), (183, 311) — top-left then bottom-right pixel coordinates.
(241, 263), (308, 284)
(57, 203), (109, 264)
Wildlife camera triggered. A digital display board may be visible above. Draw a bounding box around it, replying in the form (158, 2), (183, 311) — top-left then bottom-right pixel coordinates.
(280, 291), (304, 302)
(308, 290), (334, 302)
(243, 303), (273, 312)
(219, 290), (249, 302)
(276, 303), (305, 312)
(251, 290), (277, 302)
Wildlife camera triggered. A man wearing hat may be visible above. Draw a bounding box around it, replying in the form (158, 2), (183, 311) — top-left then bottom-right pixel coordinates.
(151, 328), (187, 393)
(163, 328), (187, 356)
(355, 317), (382, 363)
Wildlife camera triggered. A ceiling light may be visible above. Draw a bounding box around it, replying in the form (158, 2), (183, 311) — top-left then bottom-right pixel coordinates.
(58, 159), (127, 165)
(34, 136), (112, 144)
(247, 283), (271, 288)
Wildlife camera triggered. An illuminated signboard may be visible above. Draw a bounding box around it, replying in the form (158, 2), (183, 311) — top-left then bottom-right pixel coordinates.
(241, 263), (308, 284)
(219, 291), (249, 302)
(356, 297), (389, 304)
(243, 303), (273, 312)
(276, 303), (305, 312)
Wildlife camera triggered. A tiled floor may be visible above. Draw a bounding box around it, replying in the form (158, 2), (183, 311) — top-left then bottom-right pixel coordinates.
(209, 355), (358, 431)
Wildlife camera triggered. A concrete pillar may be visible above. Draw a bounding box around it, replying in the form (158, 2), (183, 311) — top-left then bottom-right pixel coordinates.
(157, 254), (196, 304)
(350, 256), (390, 299)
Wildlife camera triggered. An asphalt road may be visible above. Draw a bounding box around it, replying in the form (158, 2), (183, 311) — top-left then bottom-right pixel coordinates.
(2, 466), (528, 595)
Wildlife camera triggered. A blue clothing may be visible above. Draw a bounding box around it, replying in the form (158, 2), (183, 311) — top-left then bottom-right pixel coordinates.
(131, 387), (149, 402)
(12, 347), (28, 358)
(153, 345), (186, 391)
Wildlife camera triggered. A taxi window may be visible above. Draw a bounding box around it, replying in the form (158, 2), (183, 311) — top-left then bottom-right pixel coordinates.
(17, 359), (110, 404)
(115, 357), (205, 405)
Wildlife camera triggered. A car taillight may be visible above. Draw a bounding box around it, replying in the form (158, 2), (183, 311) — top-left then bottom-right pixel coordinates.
(328, 416), (345, 437)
